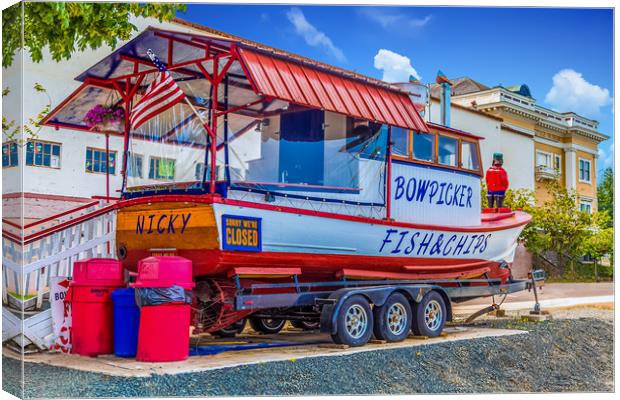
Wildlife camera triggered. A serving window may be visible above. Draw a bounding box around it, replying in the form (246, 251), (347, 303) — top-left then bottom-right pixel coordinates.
(391, 128), (482, 176)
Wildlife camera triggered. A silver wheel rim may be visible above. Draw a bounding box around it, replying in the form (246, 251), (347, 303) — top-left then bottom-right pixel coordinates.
(386, 303), (408, 336)
(264, 319), (284, 329)
(424, 300), (443, 331)
(345, 304), (368, 339)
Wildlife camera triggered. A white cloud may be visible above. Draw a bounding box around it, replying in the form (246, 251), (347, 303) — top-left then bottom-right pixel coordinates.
(286, 7), (346, 62)
(599, 142), (614, 170)
(359, 8), (432, 31)
(373, 49), (421, 83)
(544, 69), (612, 118)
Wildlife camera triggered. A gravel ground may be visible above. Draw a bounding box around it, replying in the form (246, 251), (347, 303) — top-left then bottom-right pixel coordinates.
(2, 309), (613, 398)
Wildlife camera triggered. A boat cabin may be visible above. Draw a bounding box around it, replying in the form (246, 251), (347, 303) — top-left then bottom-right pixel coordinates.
(43, 27), (484, 228)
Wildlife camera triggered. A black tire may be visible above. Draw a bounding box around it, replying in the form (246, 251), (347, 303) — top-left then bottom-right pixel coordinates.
(411, 291), (446, 337)
(372, 292), (412, 342)
(212, 318), (246, 338)
(290, 320), (320, 330)
(249, 317), (286, 334)
(331, 295), (373, 347)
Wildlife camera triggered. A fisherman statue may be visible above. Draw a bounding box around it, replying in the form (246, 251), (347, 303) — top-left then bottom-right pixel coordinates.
(485, 152), (509, 210)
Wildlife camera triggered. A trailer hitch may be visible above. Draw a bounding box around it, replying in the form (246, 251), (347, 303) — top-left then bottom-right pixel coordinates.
(464, 304), (500, 324)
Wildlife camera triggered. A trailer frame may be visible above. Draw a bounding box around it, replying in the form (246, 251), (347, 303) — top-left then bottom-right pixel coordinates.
(231, 270), (545, 343)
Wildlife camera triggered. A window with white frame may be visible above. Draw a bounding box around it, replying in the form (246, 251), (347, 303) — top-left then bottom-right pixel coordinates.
(536, 150), (561, 172)
(127, 152), (143, 178)
(579, 199), (593, 214)
(578, 158), (591, 183)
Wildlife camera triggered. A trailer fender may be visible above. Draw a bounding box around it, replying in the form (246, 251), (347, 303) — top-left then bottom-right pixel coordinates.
(319, 285), (450, 335)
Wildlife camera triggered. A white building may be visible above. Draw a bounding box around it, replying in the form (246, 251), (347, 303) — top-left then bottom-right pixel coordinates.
(426, 96), (535, 192)
(2, 18), (218, 219)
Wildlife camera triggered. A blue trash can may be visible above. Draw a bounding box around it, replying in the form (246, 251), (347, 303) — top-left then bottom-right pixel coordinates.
(111, 288), (140, 357)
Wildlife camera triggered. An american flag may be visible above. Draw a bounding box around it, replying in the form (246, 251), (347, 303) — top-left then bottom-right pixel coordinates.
(130, 50), (187, 130)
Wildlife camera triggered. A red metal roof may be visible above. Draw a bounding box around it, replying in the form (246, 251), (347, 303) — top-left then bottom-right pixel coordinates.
(238, 47), (429, 132)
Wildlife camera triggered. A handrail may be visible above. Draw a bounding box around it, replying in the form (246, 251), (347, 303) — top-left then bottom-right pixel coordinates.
(2, 203), (116, 245)
(2, 230), (22, 243)
(1, 200), (100, 231)
(23, 200), (100, 229)
(23, 204), (116, 244)
(1, 219), (21, 229)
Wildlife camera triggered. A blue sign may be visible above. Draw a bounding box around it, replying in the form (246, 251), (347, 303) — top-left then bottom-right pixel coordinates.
(222, 215), (262, 252)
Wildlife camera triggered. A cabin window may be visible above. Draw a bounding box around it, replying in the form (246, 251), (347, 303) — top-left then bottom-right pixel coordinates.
(438, 135), (458, 167)
(391, 127), (409, 157)
(461, 141), (480, 171)
(412, 132), (435, 162)
(149, 157), (175, 181)
(2, 142), (18, 168)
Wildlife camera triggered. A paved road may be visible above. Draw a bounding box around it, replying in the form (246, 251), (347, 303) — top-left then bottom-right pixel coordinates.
(459, 282), (613, 306)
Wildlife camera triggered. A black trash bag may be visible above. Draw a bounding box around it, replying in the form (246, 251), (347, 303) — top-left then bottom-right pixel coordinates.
(135, 285), (193, 307)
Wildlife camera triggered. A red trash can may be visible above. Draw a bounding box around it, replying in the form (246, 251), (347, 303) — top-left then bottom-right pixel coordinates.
(131, 256), (195, 362)
(68, 258), (125, 357)
(136, 304), (191, 362)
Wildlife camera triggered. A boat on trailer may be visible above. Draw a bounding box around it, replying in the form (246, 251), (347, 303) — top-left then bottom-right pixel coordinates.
(43, 26), (534, 344)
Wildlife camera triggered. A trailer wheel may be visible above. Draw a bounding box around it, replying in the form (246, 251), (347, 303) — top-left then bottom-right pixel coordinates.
(373, 292), (412, 342)
(290, 320), (320, 330)
(212, 318), (246, 338)
(331, 295), (373, 347)
(412, 291), (446, 337)
(249, 317), (286, 334)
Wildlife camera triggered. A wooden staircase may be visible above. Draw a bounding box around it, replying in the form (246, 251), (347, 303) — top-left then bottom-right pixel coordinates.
(2, 200), (117, 351)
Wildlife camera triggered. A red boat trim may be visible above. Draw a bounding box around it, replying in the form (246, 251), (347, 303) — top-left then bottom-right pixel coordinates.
(227, 267), (302, 278)
(115, 194), (532, 233)
(336, 267), (491, 280)
(402, 260), (490, 271)
(481, 212), (516, 222)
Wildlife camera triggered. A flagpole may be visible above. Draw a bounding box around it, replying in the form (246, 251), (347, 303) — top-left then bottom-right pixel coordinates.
(145, 49), (214, 138)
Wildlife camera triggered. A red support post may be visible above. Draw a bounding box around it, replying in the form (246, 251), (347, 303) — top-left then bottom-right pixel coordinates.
(105, 133), (110, 203)
(386, 126), (392, 221)
(210, 57), (219, 194)
(121, 86), (132, 195)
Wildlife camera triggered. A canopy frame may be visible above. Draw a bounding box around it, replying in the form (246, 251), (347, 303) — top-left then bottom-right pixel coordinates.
(41, 26), (429, 202)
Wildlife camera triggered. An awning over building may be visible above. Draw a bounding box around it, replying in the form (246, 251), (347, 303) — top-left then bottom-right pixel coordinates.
(238, 47), (428, 132)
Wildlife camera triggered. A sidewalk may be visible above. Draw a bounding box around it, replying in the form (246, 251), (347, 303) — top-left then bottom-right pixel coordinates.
(454, 282), (614, 314)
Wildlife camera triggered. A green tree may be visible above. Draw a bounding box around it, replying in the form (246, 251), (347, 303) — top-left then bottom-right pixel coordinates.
(597, 167), (613, 225)
(534, 181), (595, 271)
(2, 83), (51, 143)
(580, 211), (614, 280)
(2, 2), (185, 68)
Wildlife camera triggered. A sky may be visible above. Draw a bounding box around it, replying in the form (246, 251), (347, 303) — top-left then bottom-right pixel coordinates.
(179, 5), (614, 172)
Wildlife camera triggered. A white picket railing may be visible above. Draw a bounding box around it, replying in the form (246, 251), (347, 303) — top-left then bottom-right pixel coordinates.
(2, 201), (117, 350)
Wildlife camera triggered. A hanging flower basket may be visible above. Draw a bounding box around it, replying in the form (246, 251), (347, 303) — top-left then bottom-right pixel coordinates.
(83, 104), (125, 131)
